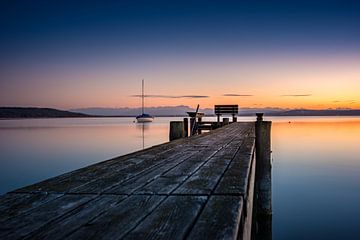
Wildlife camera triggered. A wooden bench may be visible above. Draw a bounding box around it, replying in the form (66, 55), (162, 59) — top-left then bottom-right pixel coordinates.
(215, 105), (239, 123)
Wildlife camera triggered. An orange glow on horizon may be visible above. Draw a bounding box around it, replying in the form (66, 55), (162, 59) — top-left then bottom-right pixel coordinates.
(1, 53), (359, 110)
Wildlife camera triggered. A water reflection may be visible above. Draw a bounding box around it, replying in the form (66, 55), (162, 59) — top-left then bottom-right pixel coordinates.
(272, 119), (360, 240)
(135, 123), (151, 150)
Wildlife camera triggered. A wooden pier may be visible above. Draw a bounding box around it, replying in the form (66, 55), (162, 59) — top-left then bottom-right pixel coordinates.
(0, 120), (271, 240)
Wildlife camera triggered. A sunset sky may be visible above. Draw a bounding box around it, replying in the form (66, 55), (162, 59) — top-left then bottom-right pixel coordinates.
(0, 0), (359, 110)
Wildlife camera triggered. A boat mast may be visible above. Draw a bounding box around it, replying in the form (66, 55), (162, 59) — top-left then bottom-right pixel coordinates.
(142, 79), (144, 115)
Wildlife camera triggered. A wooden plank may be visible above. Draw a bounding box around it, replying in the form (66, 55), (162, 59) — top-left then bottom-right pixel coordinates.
(66, 195), (165, 240)
(187, 196), (244, 239)
(0, 193), (62, 222)
(24, 195), (127, 240)
(106, 127), (245, 195)
(173, 140), (243, 195)
(134, 147), (225, 195)
(104, 150), (199, 194)
(240, 150), (256, 240)
(215, 104), (239, 108)
(214, 136), (255, 196)
(0, 194), (94, 240)
(70, 150), (198, 193)
(123, 196), (207, 240)
(215, 110), (238, 114)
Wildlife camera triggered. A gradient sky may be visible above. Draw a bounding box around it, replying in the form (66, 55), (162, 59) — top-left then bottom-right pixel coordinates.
(1, 0), (359, 109)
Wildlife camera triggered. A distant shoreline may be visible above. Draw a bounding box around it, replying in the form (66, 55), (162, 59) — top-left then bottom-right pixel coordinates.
(1, 107), (360, 119)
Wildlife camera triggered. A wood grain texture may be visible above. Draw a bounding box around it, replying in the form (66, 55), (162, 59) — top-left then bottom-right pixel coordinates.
(0, 193), (62, 222)
(24, 195), (126, 240)
(187, 196), (244, 239)
(0, 194), (94, 239)
(123, 196), (207, 240)
(67, 195), (165, 240)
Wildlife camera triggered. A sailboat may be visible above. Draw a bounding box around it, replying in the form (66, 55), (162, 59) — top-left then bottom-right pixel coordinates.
(136, 79), (154, 123)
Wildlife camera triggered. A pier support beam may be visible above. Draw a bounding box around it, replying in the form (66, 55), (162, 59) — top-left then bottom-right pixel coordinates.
(169, 121), (184, 141)
(254, 113), (272, 240)
(190, 117), (196, 136)
(232, 115), (237, 122)
(183, 118), (189, 137)
(197, 117), (202, 134)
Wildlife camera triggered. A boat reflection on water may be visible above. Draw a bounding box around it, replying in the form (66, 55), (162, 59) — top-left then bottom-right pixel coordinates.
(136, 122), (151, 149)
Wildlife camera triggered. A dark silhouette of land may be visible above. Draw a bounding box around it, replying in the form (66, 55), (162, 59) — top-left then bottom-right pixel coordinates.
(0, 107), (90, 119)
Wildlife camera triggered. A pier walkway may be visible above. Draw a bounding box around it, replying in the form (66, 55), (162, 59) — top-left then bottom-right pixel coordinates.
(0, 122), (257, 240)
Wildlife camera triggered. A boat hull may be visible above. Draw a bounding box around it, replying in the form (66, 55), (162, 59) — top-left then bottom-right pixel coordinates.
(136, 117), (154, 123)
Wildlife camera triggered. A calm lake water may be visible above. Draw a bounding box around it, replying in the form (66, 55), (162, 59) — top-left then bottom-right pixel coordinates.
(1, 116), (360, 239)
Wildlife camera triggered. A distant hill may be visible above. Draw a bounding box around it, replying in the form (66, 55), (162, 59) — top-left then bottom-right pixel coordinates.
(0, 107), (90, 118)
(274, 109), (360, 116)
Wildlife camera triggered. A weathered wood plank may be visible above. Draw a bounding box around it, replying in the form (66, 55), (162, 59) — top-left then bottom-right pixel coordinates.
(123, 196), (207, 240)
(0, 193), (62, 222)
(240, 150), (256, 240)
(187, 196), (244, 239)
(173, 140), (243, 195)
(103, 150), (199, 194)
(214, 135), (255, 196)
(104, 127), (246, 195)
(24, 195), (127, 240)
(134, 146), (227, 195)
(0, 194), (94, 239)
(67, 195), (165, 240)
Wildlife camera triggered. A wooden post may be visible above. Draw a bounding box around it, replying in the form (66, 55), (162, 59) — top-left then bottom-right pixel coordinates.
(232, 114), (237, 122)
(197, 117), (202, 134)
(190, 117), (196, 136)
(254, 113), (272, 239)
(169, 121), (184, 141)
(223, 118), (229, 125)
(217, 114), (220, 123)
(183, 118), (188, 137)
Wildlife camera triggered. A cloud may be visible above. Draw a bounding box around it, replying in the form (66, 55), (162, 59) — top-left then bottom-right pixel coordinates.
(281, 94), (312, 97)
(222, 94), (253, 97)
(332, 100), (357, 103)
(130, 94), (209, 99)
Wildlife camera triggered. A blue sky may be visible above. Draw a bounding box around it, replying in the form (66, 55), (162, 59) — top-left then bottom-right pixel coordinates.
(1, 0), (359, 109)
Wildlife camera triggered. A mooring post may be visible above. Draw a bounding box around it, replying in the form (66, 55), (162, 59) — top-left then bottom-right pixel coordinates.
(190, 117), (196, 136)
(183, 118), (188, 137)
(197, 117), (202, 134)
(169, 121), (184, 141)
(254, 112), (272, 239)
(232, 114), (237, 122)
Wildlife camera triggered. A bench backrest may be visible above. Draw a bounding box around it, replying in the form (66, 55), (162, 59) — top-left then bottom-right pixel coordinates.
(214, 105), (238, 115)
